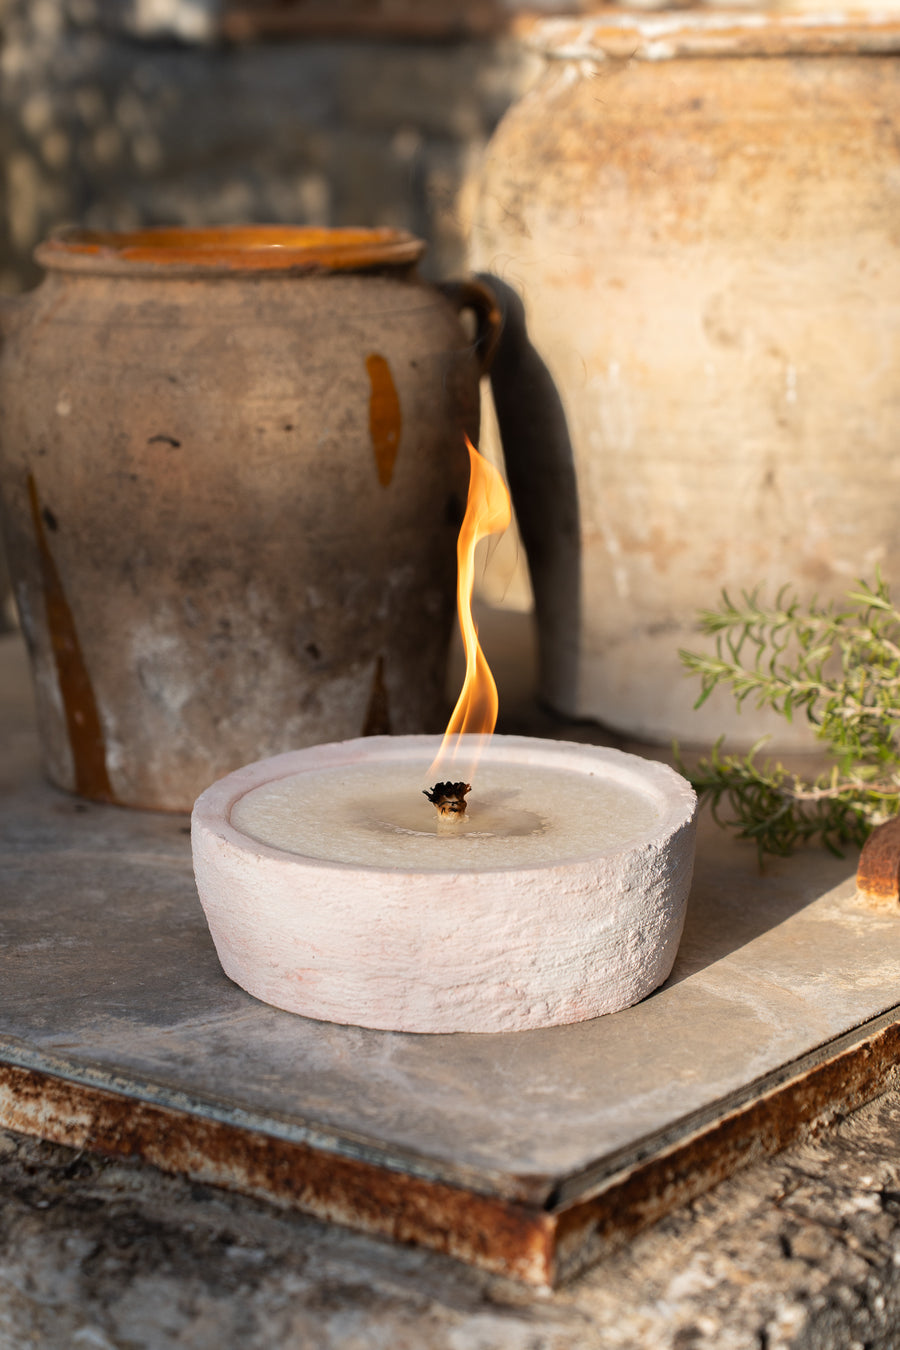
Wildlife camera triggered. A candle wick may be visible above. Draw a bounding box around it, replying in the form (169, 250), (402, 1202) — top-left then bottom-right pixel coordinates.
(423, 780), (471, 821)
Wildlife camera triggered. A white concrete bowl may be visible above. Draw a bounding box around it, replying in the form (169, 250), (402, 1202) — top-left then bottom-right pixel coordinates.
(191, 735), (698, 1034)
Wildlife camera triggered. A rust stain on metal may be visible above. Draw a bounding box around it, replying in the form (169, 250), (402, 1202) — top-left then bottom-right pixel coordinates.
(0, 1061), (555, 1286)
(856, 817), (900, 906)
(551, 1016), (900, 1285)
(366, 353), (401, 487)
(27, 473), (114, 803)
(361, 653), (392, 737)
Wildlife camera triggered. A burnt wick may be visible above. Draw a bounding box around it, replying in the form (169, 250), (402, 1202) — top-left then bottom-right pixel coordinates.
(423, 781), (472, 821)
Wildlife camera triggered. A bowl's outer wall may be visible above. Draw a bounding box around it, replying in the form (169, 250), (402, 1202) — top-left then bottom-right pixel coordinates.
(191, 737), (698, 1033)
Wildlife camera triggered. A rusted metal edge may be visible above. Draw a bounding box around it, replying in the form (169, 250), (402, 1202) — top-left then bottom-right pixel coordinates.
(2, 1007), (899, 1286)
(856, 816), (900, 906)
(0, 1058), (557, 1287)
(550, 1005), (900, 1286)
(0, 1037), (553, 1208)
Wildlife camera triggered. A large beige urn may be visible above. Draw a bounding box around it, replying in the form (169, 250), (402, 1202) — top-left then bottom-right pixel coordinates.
(0, 226), (498, 809)
(473, 13), (900, 748)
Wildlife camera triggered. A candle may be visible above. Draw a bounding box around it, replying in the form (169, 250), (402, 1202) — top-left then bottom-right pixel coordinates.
(192, 734), (697, 1033)
(192, 437), (697, 1032)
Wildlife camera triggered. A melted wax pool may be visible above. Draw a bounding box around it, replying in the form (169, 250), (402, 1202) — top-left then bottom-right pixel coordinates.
(230, 759), (662, 872)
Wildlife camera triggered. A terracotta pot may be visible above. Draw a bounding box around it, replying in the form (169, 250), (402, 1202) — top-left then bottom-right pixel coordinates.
(0, 226), (499, 809)
(474, 13), (900, 748)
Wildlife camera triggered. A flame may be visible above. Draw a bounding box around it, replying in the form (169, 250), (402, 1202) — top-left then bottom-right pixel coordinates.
(429, 435), (511, 781)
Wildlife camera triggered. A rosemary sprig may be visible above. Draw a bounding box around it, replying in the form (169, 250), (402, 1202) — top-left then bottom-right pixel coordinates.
(678, 574), (900, 858)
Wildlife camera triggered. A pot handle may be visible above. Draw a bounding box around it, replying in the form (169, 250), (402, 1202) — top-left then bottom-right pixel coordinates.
(437, 278), (502, 378)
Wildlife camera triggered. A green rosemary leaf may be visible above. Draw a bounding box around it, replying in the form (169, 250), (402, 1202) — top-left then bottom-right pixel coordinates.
(679, 577), (900, 859)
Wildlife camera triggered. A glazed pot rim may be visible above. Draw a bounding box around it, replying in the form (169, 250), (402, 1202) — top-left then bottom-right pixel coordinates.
(518, 9), (900, 60)
(34, 225), (426, 276)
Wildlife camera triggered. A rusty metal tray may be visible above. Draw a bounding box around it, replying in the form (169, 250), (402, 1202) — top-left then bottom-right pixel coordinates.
(4, 639), (900, 1286)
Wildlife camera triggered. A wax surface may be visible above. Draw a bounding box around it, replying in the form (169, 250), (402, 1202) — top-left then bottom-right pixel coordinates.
(230, 759), (662, 870)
